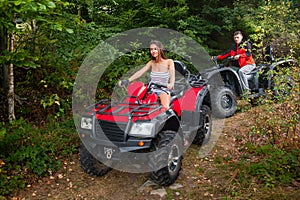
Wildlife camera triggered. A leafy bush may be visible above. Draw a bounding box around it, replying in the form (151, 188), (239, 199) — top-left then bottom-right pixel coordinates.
(0, 117), (79, 196)
(248, 65), (299, 148)
(238, 64), (300, 187)
(248, 145), (300, 187)
(217, 61), (300, 192)
(233, 0), (300, 60)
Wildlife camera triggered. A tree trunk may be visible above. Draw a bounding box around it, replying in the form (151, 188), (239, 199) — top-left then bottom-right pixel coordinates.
(8, 62), (15, 122)
(8, 15), (16, 122)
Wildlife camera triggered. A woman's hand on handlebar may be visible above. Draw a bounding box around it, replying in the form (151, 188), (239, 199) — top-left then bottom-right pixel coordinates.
(167, 83), (174, 90)
(118, 79), (130, 87)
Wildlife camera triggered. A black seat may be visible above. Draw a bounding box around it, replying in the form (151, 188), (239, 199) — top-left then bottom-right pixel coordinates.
(174, 60), (187, 76)
(172, 61), (188, 97)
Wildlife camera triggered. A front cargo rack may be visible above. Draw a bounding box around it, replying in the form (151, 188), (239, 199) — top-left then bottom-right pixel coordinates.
(94, 96), (163, 118)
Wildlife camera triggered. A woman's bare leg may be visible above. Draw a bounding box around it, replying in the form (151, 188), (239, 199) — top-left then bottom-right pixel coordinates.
(159, 93), (170, 109)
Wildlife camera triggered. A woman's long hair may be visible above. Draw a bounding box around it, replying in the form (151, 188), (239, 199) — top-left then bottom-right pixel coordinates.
(149, 40), (167, 61)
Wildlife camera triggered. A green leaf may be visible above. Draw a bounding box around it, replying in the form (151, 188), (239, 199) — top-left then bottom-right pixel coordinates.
(66, 28), (74, 34)
(39, 4), (47, 11)
(13, 1), (22, 6)
(47, 1), (56, 9)
(51, 23), (63, 31)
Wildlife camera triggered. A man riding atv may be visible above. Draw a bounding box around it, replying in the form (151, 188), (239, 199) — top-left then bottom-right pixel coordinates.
(212, 30), (256, 91)
(205, 31), (296, 118)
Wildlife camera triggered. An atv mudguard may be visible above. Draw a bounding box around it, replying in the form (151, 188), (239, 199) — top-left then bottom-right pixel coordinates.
(268, 58), (295, 71)
(176, 85), (210, 127)
(179, 86), (209, 112)
(266, 58), (296, 88)
(205, 67), (243, 95)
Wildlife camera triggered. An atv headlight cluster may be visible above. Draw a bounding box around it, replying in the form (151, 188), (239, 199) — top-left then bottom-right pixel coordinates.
(81, 117), (93, 130)
(129, 123), (154, 137)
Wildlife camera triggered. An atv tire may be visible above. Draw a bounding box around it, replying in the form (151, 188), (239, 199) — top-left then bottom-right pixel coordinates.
(79, 143), (112, 177)
(150, 130), (183, 186)
(211, 86), (237, 118)
(193, 105), (212, 145)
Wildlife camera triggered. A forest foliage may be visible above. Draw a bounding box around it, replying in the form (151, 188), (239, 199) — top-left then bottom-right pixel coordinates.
(0, 0), (299, 197)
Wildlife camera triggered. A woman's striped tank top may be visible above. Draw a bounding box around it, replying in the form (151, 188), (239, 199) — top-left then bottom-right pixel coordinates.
(150, 71), (170, 86)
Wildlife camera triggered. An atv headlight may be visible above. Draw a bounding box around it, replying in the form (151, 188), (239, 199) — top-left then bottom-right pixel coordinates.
(81, 117), (93, 130)
(129, 123), (154, 137)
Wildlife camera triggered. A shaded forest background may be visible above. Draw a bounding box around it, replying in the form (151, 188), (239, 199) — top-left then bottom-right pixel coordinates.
(0, 0), (299, 197)
(0, 0), (299, 122)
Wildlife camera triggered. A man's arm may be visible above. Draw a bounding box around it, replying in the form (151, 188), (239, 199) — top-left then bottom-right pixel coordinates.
(217, 44), (234, 60)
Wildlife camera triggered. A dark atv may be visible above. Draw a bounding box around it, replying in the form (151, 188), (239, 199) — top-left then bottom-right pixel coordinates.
(79, 60), (212, 186)
(203, 46), (296, 118)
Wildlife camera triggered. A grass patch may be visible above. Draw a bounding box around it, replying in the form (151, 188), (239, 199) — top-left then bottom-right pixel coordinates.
(0, 116), (79, 196)
(248, 145), (300, 187)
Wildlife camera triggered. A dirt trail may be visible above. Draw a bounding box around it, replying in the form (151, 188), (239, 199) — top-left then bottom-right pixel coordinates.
(11, 110), (300, 199)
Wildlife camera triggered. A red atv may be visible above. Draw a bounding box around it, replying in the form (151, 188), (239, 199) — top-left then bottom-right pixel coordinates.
(79, 60), (212, 186)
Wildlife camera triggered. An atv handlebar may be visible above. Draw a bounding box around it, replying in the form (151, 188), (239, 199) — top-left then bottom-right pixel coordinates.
(211, 56), (235, 68)
(228, 56), (235, 61)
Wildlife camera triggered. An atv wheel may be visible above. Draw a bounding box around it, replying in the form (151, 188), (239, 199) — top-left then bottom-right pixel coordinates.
(150, 130), (183, 186)
(211, 87), (237, 118)
(79, 143), (112, 176)
(193, 105), (212, 145)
